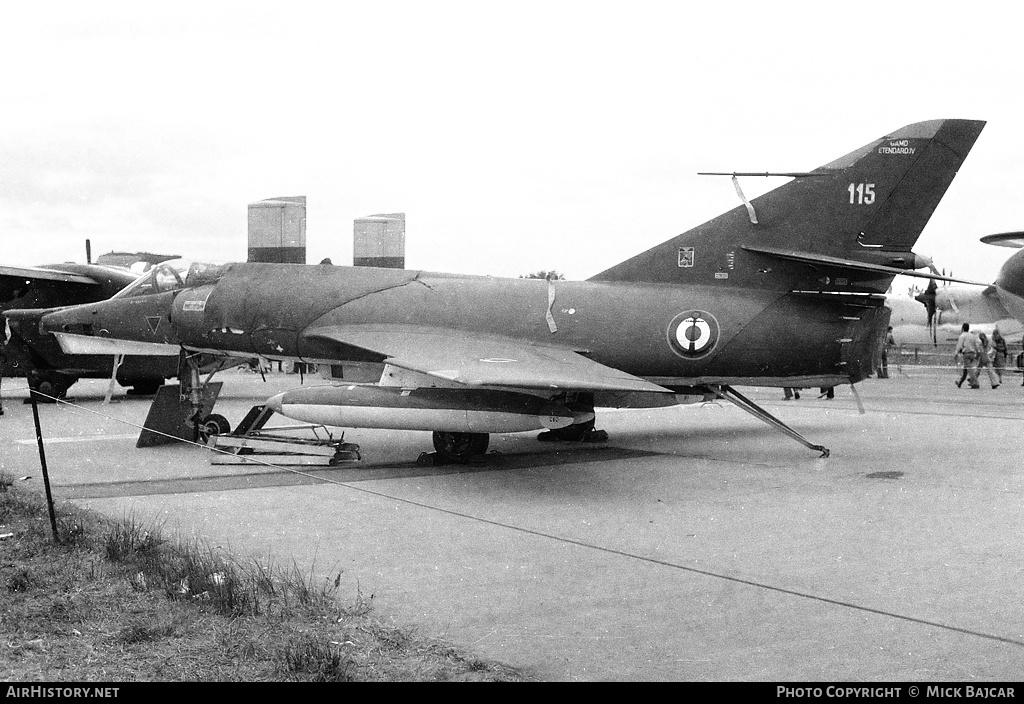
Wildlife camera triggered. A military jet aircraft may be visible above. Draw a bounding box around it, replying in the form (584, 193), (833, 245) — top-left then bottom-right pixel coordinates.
(25, 119), (986, 460)
(1, 251), (180, 398)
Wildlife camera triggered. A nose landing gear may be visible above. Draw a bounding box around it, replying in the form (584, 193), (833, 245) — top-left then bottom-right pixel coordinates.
(197, 413), (231, 444)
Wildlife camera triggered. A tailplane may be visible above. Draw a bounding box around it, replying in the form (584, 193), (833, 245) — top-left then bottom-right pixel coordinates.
(591, 119), (986, 292)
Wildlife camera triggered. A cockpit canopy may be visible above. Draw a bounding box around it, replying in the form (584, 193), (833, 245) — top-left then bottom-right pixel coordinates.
(112, 259), (231, 299)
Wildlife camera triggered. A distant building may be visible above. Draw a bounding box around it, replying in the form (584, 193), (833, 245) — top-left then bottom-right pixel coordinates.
(353, 213), (405, 268)
(248, 196), (306, 264)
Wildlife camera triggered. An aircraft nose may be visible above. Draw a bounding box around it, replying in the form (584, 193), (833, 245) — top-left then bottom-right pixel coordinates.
(40, 304), (99, 335)
(995, 249), (1024, 324)
(3, 307), (46, 323)
(996, 249), (1024, 300)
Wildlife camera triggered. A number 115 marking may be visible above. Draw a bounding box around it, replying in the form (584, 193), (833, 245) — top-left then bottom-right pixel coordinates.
(848, 182), (875, 205)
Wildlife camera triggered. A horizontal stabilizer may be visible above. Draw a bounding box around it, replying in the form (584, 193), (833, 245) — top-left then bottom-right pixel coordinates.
(741, 245), (989, 286)
(697, 172), (825, 178)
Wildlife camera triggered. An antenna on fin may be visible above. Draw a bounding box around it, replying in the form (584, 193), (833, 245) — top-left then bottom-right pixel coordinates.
(697, 172), (825, 177)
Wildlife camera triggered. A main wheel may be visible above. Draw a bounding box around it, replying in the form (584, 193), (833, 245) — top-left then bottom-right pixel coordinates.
(431, 431), (489, 462)
(124, 380), (162, 396)
(28, 370), (72, 402)
(197, 414), (231, 444)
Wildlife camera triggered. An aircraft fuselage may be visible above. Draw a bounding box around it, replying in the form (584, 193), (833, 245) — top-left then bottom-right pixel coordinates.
(45, 262), (885, 389)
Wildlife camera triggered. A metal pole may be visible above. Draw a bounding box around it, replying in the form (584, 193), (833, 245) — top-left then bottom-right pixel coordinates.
(0, 347), (5, 416)
(29, 388), (59, 543)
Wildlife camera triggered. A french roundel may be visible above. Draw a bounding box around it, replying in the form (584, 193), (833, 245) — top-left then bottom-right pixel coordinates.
(667, 310), (720, 359)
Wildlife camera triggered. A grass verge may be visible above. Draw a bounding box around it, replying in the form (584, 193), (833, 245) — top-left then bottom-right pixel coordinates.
(0, 471), (527, 681)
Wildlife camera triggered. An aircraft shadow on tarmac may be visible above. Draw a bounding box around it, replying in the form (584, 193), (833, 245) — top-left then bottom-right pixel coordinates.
(59, 445), (664, 500)
(45, 397), (848, 503)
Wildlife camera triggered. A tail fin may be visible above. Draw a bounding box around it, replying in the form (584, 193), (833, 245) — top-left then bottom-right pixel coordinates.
(590, 119), (986, 291)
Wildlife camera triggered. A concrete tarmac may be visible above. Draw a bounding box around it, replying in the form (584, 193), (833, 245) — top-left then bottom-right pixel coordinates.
(2, 366), (1023, 681)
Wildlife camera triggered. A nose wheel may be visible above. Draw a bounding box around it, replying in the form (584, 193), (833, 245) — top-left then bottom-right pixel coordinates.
(197, 413), (231, 444)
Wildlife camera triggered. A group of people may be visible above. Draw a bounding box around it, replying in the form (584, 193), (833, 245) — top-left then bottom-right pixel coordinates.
(953, 323), (1010, 389)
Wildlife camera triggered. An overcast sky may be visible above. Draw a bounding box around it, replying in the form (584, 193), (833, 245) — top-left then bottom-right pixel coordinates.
(2, 1), (1022, 285)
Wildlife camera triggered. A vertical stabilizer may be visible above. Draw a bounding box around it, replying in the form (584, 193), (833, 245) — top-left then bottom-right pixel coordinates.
(591, 119), (985, 291)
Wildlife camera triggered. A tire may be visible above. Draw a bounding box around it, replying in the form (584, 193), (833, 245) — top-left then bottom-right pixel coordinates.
(124, 380), (163, 396)
(28, 370), (71, 402)
(432, 431), (489, 462)
(198, 414), (231, 443)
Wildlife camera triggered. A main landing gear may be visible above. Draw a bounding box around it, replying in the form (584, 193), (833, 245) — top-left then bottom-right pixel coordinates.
(537, 391), (606, 443)
(418, 431), (490, 465)
(27, 369), (74, 403)
(418, 392), (607, 465)
(124, 379), (163, 396)
(537, 418), (608, 443)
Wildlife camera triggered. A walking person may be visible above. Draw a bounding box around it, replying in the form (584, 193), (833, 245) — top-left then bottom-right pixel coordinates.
(1019, 339), (1024, 387)
(0, 339), (5, 416)
(954, 323), (981, 389)
(879, 326), (895, 379)
(0, 317), (9, 416)
(977, 331), (1000, 389)
(991, 328), (1008, 385)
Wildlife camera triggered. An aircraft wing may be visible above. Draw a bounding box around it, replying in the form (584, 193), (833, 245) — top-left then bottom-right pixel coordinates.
(0, 265), (100, 288)
(303, 324), (672, 394)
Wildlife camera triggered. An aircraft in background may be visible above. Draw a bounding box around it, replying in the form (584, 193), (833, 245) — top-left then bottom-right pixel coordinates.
(1, 249), (180, 398)
(24, 119), (986, 460)
(981, 231), (1024, 330)
(886, 232), (1024, 347)
(887, 279), (1022, 346)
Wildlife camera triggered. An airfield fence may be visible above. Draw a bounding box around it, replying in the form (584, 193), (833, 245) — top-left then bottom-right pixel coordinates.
(893, 343), (957, 370)
(888, 343), (1024, 377)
